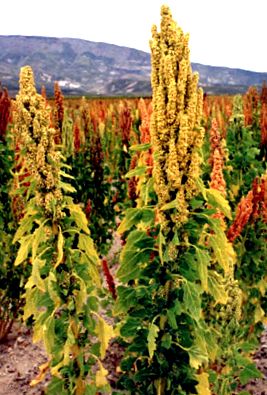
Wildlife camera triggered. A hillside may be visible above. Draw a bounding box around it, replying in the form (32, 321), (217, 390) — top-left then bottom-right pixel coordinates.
(0, 35), (266, 96)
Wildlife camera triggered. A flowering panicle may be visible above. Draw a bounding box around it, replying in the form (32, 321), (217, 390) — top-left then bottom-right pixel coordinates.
(85, 198), (92, 220)
(251, 174), (267, 222)
(90, 128), (104, 188)
(243, 86), (259, 126)
(13, 66), (63, 220)
(260, 103), (267, 156)
(41, 85), (47, 101)
(227, 191), (253, 242)
(138, 98), (152, 145)
(73, 116), (85, 153)
(230, 95), (245, 127)
(127, 154), (138, 202)
(208, 119), (227, 225)
(101, 258), (117, 300)
(227, 173), (267, 242)
(0, 86), (11, 141)
(53, 81), (64, 144)
(260, 81), (267, 105)
(138, 98), (153, 174)
(150, 5), (204, 230)
(119, 101), (132, 148)
(80, 96), (90, 137)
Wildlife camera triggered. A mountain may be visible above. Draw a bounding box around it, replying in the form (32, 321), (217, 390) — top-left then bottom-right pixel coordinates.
(0, 35), (266, 97)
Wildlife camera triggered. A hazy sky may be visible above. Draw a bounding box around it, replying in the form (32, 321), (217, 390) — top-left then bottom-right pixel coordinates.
(2, 0), (266, 72)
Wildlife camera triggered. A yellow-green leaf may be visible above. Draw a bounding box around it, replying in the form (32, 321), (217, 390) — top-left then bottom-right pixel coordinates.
(13, 213), (36, 244)
(206, 188), (232, 220)
(196, 372), (211, 395)
(207, 271), (228, 305)
(254, 305), (265, 323)
(15, 234), (33, 266)
(25, 258), (46, 292)
(72, 273), (87, 314)
(129, 143), (151, 152)
(23, 287), (39, 321)
(183, 281), (202, 320)
(55, 226), (64, 268)
(125, 166), (147, 179)
(67, 203), (90, 234)
(195, 248), (210, 291)
(147, 323), (160, 359)
(95, 362), (109, 387)
(78, 233), (99, 266)
(32, 223), (46, 260)
(188, 334), (209, 369)
(94, 314), (114, 359)
(43, 315), (55, 355)
(160, 199), (177, 211)
(59, 180), (76, 193)
(30, 362), (49, 387)
(47, 271), (61, 307)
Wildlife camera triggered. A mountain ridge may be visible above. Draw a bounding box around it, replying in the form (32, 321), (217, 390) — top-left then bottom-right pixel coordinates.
(0, 35), (266, 96)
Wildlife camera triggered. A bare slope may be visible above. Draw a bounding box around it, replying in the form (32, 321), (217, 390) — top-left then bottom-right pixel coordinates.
(0, 35), (266, 96)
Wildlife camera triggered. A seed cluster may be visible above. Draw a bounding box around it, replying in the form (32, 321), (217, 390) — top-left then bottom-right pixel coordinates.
(150, 5), (204, 231)
(13, 66), (63, 219)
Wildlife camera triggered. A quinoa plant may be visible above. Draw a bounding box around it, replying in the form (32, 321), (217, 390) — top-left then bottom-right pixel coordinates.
(12, 66), (113, 394)
(114, 7), (238, 394)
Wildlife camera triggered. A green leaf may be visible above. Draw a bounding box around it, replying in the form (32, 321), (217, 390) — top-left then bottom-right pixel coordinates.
(167, 309), (178, 329)
(120, 318), (140, 337)
(125, 166), (147, 178)
(158, 228), (166, 265)
(147, 323), (159, 359)
(195, 248), (210, 291)
(239, 362), (262, 385)
(117, 230), (155, 283)
(47, 272), (61, 307)
(117, 208), (154, 234)
(160, 199), (177, 211)
(46, 377), (68, 395)
(113, 287), (137, 315)
(183, 281), (202, 320)
(129, 143), (151, 152)
(161, 333), (172, 349)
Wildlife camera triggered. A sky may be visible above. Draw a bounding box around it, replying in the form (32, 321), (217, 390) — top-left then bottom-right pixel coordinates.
(1, 0), (266, 72)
